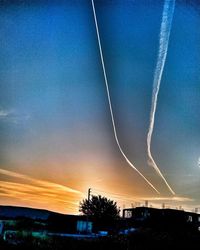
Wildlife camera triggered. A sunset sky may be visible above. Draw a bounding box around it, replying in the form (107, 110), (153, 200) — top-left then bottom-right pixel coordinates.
(0, 0), (200, 214)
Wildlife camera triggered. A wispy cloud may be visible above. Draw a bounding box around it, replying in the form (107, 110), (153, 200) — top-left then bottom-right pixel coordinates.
(94, 190), (194, 207)
(146, 196), (194, 202)
(0, 181), (79, 205)
(0, 168), (83, 213)
(0, 109), (11, 118)
(0, 168), (82, 194)
(0, 108), (30, 124)
(105, 192), (194, 212)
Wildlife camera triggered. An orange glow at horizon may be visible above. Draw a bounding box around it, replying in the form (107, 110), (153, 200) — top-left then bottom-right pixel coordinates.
(0, 168), (84, 214)
(0, 167), (196, 215)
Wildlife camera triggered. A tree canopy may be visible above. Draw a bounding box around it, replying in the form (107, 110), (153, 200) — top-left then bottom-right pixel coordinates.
(79, 195), (120, 221)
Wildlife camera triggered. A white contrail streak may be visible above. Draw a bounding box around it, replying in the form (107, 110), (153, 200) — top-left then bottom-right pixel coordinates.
(147, 0), (176, 195)
(91, 0), (160, 194)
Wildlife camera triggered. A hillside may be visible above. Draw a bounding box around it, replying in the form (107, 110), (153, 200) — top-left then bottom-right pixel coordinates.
(0, 205), (55, 220)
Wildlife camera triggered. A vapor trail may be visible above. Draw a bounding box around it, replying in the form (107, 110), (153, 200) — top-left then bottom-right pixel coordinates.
(91, 0), (160, 194)
(147, 0), (175, 195)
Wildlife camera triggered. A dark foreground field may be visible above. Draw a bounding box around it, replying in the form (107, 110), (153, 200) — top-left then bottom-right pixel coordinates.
(1, 229), (200, 250)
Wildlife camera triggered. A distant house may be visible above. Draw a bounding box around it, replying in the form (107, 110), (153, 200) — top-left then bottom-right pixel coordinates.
(0, 205), (93, 242)
(47, 213), (92, 234)
(77, 220), (92, 233)
(123, 207), (200, 232)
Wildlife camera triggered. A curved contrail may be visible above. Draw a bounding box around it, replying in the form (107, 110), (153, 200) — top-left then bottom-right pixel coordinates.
(147, 0), (176, 195)
(91, 0), (160, 194)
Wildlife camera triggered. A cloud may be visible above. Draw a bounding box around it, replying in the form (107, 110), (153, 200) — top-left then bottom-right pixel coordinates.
(0, 181), (79, 205)
(146, 196), (194, 202)
(0, 168), (84, 213)
(0, 109), (11, 118)
(0, 108), (30, 124)
(0, 168), (82, 194)
(95, 191), (194, 208)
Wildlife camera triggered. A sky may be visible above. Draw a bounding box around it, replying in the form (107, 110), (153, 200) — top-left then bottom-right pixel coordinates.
(0, 0), (200, 214)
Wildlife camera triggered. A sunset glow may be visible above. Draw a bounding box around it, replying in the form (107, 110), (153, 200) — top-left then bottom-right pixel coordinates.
(0, 0), (200, 214)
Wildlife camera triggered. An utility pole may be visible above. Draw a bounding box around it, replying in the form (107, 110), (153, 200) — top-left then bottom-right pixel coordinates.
(88, 188), (91, 202)
(86, 188), (91, 234)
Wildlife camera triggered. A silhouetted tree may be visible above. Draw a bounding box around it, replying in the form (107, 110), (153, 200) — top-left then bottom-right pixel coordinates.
(79, 195), (120, 231)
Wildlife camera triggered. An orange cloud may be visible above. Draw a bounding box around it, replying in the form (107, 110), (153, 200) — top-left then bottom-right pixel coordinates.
(0, 168), (84, 214)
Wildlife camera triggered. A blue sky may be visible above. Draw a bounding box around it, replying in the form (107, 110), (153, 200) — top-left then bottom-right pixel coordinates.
(0, 0), (200, 213)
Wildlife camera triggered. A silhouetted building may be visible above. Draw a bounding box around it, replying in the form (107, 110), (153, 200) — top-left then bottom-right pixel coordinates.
(123, 207), (200, 232)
